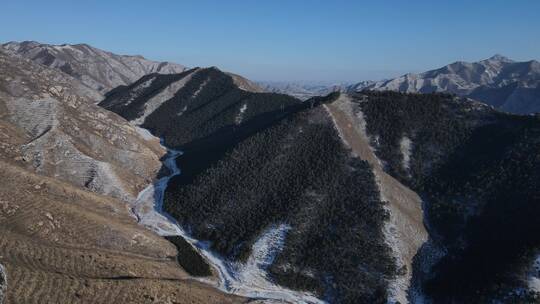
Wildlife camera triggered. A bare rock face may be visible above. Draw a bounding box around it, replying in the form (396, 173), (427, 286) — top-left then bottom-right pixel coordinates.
(0, 48), (164, 201)
(2, 41), (186, 94)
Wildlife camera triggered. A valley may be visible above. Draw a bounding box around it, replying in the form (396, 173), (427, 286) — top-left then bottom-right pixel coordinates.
(125, 125), (325, 303)
(0, 44), (242, 304)
(1, 39), (539, 304)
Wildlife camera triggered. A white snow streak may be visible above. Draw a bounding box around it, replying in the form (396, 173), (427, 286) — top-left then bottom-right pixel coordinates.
(235, 103), (247, 124)
(130, 126), (325, 304)
(134, 126), (155, 141)
(177, 105), (188, 117)
(122, 78), (155, 106)
(132, 71), (195, 125)
(193, 79), (209, 98)
(400, 136), (412, 170)
(528, 255), (540, 292)
(378, 188), (411, 304)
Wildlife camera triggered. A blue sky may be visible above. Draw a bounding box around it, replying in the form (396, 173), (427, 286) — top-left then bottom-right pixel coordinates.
(1, 0), (539, 82)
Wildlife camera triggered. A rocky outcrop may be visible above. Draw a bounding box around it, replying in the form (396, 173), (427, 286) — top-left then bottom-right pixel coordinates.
(2, 41), (186, 95)
(0, 48), (164, 201)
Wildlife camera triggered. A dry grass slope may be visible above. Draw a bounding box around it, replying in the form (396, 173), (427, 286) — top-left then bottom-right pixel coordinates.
(0, 160), (244, 304)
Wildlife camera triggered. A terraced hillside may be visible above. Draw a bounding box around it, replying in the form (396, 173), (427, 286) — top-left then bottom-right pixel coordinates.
(0, 42), (249, 304)
(0, 160), (243, 304)
(353, 91), (540, 303)
(0, 47), (164, 202)
(2, 41), (187, 95)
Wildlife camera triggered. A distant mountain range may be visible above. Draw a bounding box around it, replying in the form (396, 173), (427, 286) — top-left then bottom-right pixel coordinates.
(257, 81), (350, 100)
(2, 41), (187, 95)
(262, 55), (540, 114)
(352, 55), (540, 114)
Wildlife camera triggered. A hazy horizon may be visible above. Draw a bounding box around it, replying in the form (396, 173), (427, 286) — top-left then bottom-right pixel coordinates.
(1, 0), (539, 82)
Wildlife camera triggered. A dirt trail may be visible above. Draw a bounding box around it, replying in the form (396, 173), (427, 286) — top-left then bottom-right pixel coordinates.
(325, 95), (428, 304)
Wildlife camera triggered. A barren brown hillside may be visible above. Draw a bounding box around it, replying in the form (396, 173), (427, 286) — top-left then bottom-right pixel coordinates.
(0, 160), (243, 304)
(0, 48), (165, 202)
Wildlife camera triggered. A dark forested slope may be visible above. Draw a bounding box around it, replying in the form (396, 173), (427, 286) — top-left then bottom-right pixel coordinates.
(100, 68), (397, 303)
(165, 105), (396, 303)
(355, 91), (540, 303)
(101, 66), (540, 303)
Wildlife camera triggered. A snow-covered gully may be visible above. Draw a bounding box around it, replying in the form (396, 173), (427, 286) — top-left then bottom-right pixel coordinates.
(131, 127), (325, 304)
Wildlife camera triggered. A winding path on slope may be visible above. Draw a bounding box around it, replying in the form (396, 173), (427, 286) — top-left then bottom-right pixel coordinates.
(131, 127), (325, 304)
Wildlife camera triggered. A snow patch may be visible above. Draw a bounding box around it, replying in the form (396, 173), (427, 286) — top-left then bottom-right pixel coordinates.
(229, 224), (291, 291)
(378, 186), (410, 304)
(235, 103), (247, 124)
(53, 44), (81, 54)
(177, 105), (188, 117)
(400, 136), (412, 170)
(193, 79), (209, 98)
(529, 277), (540, 293)
(134, 126), (156, 141)
(132, 71), (196, 125)
(122, 78), (155, 106)
(0, 263), (6, 304)
(528, 254), (540, 292)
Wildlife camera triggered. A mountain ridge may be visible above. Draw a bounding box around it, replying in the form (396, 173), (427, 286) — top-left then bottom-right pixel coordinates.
(0, 48), (242, 304)
(349, 55), (540, 114)
(100, 66), (428, 303)
(0, 47), (164, 202)
(2, 39), (540, 304)
(2, 40), (187, 95)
